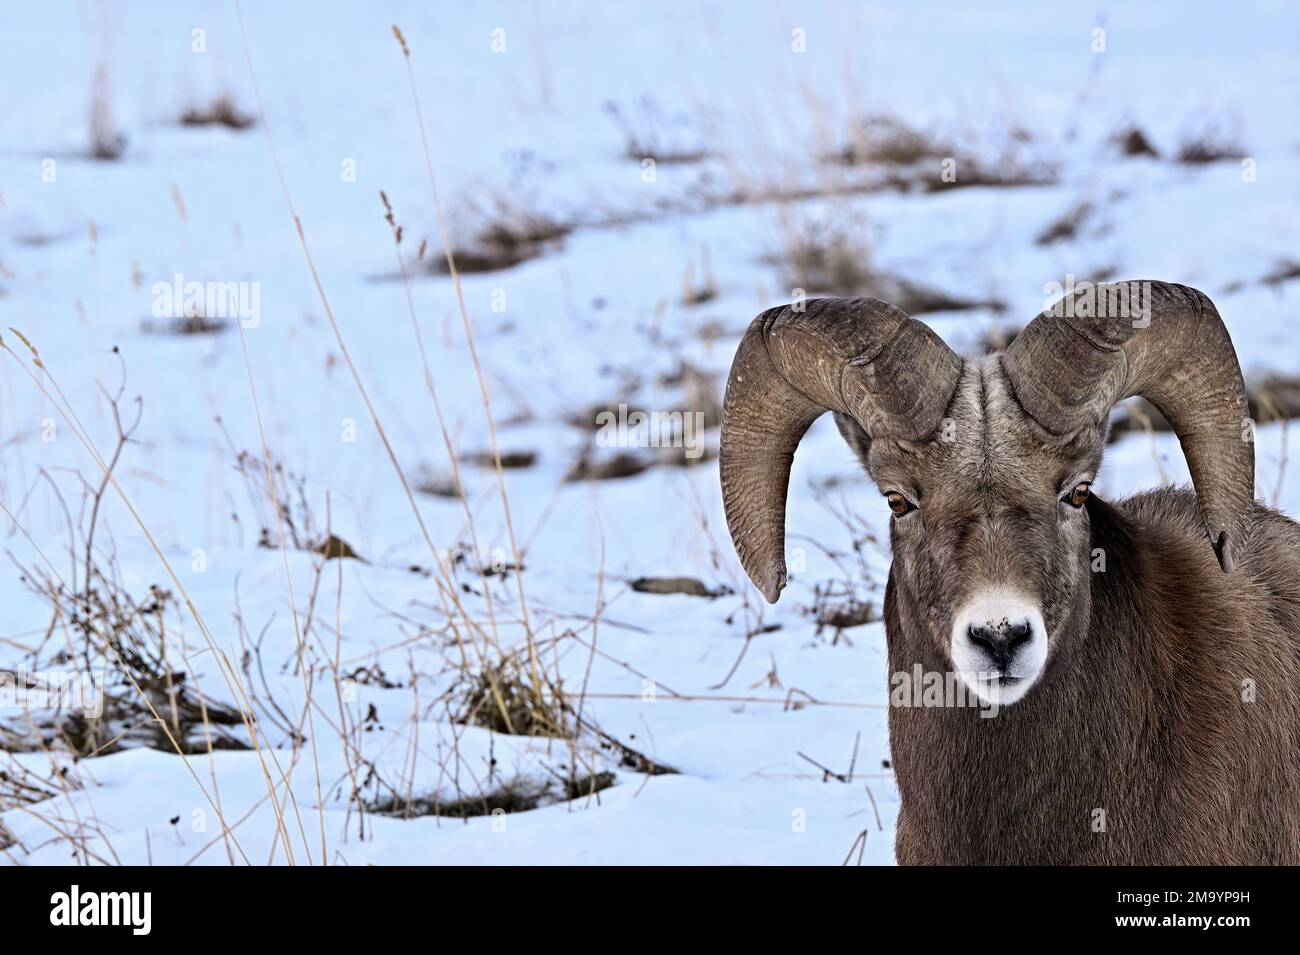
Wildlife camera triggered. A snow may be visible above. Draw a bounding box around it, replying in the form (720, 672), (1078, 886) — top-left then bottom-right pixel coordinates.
(0, 0), (1297, 865)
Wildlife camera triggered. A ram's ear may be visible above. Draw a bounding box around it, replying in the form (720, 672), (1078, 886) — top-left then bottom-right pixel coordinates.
(833, 412), (873, 469)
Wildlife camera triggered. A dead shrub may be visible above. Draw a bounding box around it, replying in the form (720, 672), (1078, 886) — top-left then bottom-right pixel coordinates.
(807, 582), (878, 646)
(228, 444), (353, 560)
(452, 652), (568, 738)
(14, 525), (249, 758)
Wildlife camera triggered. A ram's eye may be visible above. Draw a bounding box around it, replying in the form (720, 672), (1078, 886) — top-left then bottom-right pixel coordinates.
(1062, 482), (1091, 509)
(886, 492), (916, 516)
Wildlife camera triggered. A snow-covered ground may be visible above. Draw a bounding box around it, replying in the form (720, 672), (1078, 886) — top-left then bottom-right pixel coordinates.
(0, 1), (1297, 865)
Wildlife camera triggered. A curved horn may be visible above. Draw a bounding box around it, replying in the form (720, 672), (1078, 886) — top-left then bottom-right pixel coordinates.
(1003, 280), (1253, 573)
(720, 298), (962, 602)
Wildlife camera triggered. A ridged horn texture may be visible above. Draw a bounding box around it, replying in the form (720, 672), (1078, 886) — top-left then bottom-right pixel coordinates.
(1003, 280), (1253, 573)
(720, 298), (962, 602)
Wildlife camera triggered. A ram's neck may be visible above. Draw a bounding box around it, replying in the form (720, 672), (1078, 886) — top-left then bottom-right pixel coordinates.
(882, 498), (1152, 864)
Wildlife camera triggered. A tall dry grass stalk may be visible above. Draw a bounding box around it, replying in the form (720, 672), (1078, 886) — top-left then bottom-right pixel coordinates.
(236, 5), (571, 753)
(391, 24), (545, 711)
(231, 269), (329, 863)
(0, 331), (303, 861)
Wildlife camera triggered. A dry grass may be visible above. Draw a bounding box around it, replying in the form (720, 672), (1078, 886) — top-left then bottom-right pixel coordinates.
(0, 349), (283, 863)
(367, 770), (616, 820)
(821, 111), (1056, 192)
(917, 155), (1055, 192)
(564, 450), (656, 482)
(411, 465), (463, 499)
(452, 652), (567, 738)
(681, 246), (718, 305)
(200, 19), (665, 860)
(825, 113), (948, 167)
(428, 193), (571, 274)
(225, 443), (337, 558)
(659, 361), (723, 429)
(1113, 125), (1160, 158)
(630, 576), (731, 598)
(11, 564), (251, 758)
(141, 313), (228, 336)
(774, 216), (876, 297)
(967, 323), (1023, 356)
(1261, 259), (1300, 288)
(604, 97), (708, 164)
(1251, 375), (1300, 424)
(1107, 375), (1300, 444)
(810, 582), (878, 643)
(460, 449), (537, 470)
(769, 208), (987, 313)
(1176, 118), (1246, 164)
(89, 63), (125, 160)
(180, 95), (255, 130)
(0, 12), (1103, 865)
(1035, 200), (1095, 246)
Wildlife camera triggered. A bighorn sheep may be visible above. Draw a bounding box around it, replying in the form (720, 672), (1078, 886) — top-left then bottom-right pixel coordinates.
(720, 281), (1300, 864)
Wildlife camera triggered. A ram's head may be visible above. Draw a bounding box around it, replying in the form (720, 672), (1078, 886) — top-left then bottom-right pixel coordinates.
(719, 282), (1252, 704)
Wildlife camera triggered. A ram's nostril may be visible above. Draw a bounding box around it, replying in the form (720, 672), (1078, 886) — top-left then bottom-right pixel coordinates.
(966, 620), (1033, 670)
(967, 624), (999, 654)
(1006, 621), (1032, 649)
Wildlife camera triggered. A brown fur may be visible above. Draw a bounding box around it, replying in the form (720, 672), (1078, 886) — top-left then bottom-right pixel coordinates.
(842, 357), (1300, 864)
